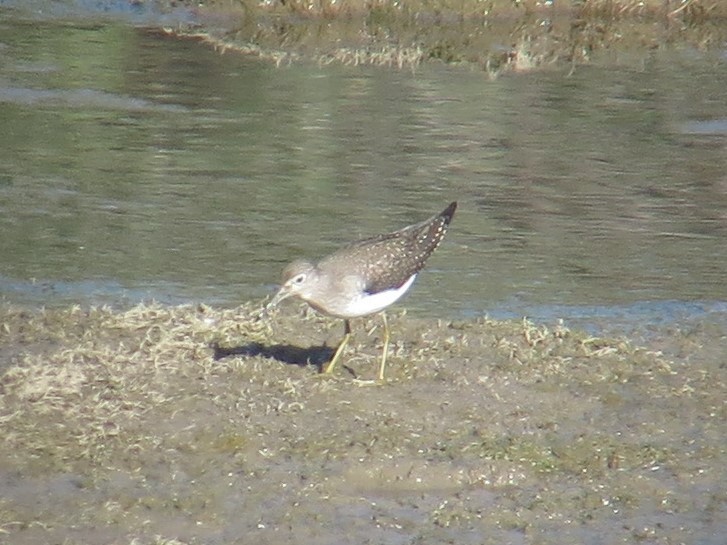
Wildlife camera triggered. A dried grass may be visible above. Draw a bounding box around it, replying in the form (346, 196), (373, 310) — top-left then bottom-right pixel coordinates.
(0, 302), (724, 543)
(158, 0), (727, 73)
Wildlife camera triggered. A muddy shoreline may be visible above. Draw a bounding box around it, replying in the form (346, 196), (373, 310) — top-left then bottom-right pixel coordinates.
(159, 0), (727, 74)
(0, 302), (724, 543)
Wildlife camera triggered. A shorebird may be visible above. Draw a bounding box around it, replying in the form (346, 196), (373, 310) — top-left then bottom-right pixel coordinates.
(268, 201), (457, 380)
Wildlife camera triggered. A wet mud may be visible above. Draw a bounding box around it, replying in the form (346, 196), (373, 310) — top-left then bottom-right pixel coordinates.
(0, 302), (724, 543)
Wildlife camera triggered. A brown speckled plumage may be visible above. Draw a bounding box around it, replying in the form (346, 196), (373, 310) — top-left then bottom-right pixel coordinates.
(318, 201), (456, 295)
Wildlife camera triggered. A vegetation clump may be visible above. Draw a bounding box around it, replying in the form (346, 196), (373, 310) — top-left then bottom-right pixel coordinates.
(160, 0), (727, 73)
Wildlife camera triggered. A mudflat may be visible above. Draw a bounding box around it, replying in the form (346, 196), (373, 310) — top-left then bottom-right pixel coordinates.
(1, 302), (724, 543)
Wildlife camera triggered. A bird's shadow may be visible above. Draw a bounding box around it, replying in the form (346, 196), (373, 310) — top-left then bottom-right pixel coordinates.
(212, 341), (334, 370)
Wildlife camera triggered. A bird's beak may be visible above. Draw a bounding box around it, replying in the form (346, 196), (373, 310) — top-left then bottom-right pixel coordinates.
(266, 285), (292, 311)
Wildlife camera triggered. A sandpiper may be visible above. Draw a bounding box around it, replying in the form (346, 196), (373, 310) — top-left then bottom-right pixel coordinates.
(268, 201), (457, 380)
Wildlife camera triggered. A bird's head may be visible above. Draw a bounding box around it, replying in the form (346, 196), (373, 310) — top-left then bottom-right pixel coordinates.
(267, 259), (317, 310)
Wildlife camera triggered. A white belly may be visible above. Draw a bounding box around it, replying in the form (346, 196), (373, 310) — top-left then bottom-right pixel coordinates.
(335, 274), (417, 318)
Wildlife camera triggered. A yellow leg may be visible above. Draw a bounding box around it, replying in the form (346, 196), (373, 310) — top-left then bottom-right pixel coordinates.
(322, 319), (352, 375)
(378, 312), (390, 382)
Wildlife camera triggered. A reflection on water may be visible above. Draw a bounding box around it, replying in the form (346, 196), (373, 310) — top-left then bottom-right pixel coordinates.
(1, 14), (726, 335)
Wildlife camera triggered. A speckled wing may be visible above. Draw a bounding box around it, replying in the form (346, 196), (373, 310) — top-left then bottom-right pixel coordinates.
(321, 202), (457, 295)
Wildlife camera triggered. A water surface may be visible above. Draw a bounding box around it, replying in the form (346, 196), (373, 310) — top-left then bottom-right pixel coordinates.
(1, 10), (726, 335)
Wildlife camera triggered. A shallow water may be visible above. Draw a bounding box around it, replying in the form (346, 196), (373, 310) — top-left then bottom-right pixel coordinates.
(1, 5), (726, 336)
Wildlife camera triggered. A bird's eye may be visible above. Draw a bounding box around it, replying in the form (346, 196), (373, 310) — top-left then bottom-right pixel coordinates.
(293, 274), (306, 284)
